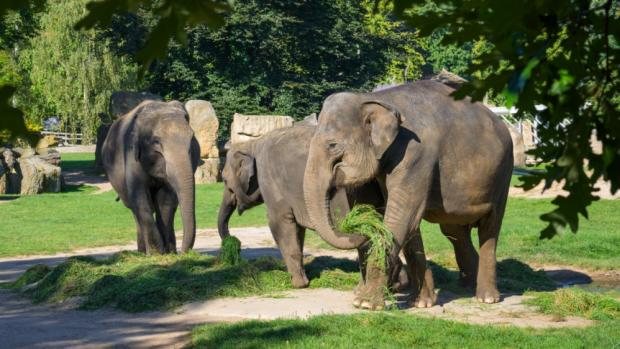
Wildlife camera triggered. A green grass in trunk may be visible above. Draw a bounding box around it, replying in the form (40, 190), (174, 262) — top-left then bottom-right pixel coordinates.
(338, 205), (393, 271)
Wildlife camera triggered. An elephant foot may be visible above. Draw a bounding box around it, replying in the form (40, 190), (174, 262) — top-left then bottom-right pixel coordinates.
(476, 286), (500, 304)
(352, 268), (387, 311)
(412, 282), (436, 308)
(291, 274), (310, 288)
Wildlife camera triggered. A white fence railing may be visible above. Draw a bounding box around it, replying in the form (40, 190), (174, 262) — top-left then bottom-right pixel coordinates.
(41, 131), (83, 146)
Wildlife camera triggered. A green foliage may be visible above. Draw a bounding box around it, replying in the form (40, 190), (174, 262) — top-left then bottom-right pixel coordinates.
(144, 0), (393, 139)
(191, 313), (620, 348)
(75, 0), (232, 71)
(11, 252), (359, 312)
(338, 205), (394, 271)
(220, 236), (242, 266)
(391, 0), (620, 239)
(526, 288), (620, 321)
(18, 0), (142, 143)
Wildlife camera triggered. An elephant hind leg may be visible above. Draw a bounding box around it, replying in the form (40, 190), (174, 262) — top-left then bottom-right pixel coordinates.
(475, 209), (506, 304)
(440, 224), (478, 288)
(269, 212), (309, 289)
(154, 187), (178, 254)
(402, 228), (436, 308)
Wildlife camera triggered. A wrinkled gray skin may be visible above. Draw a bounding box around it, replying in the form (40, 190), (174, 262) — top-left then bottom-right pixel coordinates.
(218, 122), (386, 288)
(102, 100), (200, 254)
(303, 81), (513, 309)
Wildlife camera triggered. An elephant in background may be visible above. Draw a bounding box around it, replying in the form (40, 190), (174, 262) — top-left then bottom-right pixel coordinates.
(102, 100), (200, 254)
(303, 81), (513, 309)
(218, 120), (386, 288)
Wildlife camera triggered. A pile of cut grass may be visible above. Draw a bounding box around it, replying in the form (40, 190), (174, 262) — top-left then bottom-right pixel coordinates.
(9, 251), (359, 312)
(338, 205), (393, 271)
(526, 287), (620, 321)
(219, 236), (242, 266)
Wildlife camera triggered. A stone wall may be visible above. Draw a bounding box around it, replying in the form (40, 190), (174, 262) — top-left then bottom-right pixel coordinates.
(230, 113), (294, 144)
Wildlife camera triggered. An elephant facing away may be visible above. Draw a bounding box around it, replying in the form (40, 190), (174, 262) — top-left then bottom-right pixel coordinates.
(102, 100), (200, 254)
(218, 121), (386, 288)
(303, 81), (513, 309)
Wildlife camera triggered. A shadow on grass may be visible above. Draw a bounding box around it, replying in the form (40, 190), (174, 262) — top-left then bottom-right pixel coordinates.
(429, 258), (577, 304)
(192, 320), (321, 349)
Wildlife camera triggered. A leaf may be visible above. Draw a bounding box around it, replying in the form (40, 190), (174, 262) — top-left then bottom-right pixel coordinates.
(0, 85), (38, 145)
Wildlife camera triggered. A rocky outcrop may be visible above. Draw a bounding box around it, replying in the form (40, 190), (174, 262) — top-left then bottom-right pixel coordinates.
(17, 156), (62, 195)
(109, 91), (163, 119)
(230, 113), (294, 144)
(506, 124), (526, 168)
(185, 100), (219, 159)
(185, 100), (221, 184)
(0, 147), (62, 195)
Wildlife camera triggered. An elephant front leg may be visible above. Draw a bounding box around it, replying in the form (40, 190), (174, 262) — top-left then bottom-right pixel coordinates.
(130, 189), (165, 255)
(355, 185), (428, 310)
(154, 187), (179, 254)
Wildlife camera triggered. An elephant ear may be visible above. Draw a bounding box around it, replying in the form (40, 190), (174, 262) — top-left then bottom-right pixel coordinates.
(362, 100), (403, 159)
(233, 151), (256, 191)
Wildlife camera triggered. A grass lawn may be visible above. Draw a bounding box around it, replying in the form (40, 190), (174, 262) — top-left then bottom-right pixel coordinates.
(190, 312), (620, 349)
(1, 152), (619, 272)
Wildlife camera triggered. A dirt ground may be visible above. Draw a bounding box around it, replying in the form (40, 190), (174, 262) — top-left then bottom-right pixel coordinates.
(1, 227), (609, 349)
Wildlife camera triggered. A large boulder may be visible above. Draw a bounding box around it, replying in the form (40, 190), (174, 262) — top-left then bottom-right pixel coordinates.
(36, 135), (59, 151)
(230, 113), (294, 144)
(185, 100), (219, 158)
(506, 124), (526, 168)
(109, 91), (162, 119)
(16, 156), (62, 195)
(194, 158), (222, 184)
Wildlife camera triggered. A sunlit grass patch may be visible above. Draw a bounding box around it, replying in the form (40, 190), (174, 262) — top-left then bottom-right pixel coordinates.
(526, 288), (620, 321)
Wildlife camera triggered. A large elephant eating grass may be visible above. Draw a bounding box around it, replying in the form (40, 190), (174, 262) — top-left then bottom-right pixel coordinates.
(303, 81), (513, 309)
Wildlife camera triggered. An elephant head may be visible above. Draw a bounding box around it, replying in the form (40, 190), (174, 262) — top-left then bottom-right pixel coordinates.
(303, 92), (402, 249)
(217, 142), (262, 239)
(133, 101), (199, 252)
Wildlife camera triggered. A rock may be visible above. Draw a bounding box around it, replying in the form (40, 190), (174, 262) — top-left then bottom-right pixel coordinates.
(194, 158), (222, 184)
(430, 69), (468, 89)
(95, 124), (111, 170)
(37, 150), (61, 167)
(521, 120), (536, 149)
(506, 123), (526, 168)
(230, 113), (294, 144)
(16, 156), (62, 195)
(109, 91), (162, 119)
(0, 163), (7, 194)
(36, 135), (58, 150)
(185, 100), (219, 158)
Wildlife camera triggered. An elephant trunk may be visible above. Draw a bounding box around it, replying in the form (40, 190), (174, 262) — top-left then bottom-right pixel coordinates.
(218, 188), (235, 240)
(167, 155), (196, 253)
(303, 148), (367, 250)
(227, 164), (260, 213)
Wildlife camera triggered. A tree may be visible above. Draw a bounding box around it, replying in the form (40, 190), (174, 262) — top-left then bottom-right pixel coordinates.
(390, 0), (620, 238)
(19, 0), (142, 142)
(143, 0), (394, 139)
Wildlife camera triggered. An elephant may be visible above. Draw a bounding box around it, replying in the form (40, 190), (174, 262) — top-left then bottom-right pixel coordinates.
(303, 81), (513, 309)
(218, 119), (386, 289)
(102, 100), (200, 254)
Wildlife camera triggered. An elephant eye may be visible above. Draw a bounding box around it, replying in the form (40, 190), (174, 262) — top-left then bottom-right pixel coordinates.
(327, 142), (338, 150)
